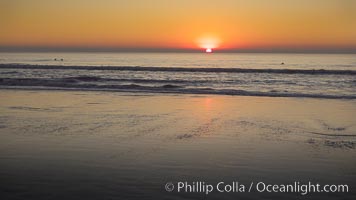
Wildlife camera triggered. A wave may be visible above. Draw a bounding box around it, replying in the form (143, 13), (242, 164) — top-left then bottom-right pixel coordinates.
(62, 76), (208, 84)
(1, 77), (355, 99)
(1, 64), (356, 75)
(0, 71), (18, 74)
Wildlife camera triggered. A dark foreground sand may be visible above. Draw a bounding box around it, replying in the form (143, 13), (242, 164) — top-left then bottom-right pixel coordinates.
(0, 90), (355, 200)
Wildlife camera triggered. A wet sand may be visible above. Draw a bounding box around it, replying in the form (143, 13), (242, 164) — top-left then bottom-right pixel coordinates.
(0, 90), (355, 200)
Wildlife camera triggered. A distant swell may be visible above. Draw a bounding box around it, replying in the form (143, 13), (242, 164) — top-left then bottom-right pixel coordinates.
(1, 64), (356, 75)
(1, 78), (355, 99)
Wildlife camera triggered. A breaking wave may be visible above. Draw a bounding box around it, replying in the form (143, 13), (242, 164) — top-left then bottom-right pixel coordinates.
(1, 77), (355, 99)
(1, 64), (356, 75)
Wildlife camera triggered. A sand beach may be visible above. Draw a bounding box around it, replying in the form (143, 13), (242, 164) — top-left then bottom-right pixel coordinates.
(0, 90), (355, 199)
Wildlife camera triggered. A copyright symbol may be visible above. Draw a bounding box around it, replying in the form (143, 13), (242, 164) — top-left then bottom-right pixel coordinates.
(165, 182), (174, 192)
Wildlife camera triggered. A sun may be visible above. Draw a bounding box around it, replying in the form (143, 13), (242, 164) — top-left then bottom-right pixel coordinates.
(206, 48), (212, 53)
(196, 35), (220, 53)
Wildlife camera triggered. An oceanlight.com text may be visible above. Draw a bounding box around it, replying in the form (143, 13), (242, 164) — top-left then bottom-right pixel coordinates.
(165, 181), (349, 195)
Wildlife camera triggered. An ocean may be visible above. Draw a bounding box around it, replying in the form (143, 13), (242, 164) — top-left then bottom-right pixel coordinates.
(0, 52), (355, 98)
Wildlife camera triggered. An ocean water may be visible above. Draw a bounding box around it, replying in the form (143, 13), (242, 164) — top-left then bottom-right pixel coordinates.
(0, 52), (355, 98)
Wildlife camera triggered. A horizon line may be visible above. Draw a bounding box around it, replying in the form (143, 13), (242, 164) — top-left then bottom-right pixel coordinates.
(0, 46), (356, 54)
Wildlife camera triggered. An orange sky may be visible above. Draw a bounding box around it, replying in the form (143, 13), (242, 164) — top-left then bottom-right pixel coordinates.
(1, 0), (356, 52)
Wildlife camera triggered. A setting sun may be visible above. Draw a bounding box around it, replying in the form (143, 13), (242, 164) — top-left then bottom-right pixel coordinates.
(197, 36), (221, 50)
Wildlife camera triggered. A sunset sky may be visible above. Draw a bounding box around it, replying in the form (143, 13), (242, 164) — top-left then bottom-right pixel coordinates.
(1, 0), (356, 52)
